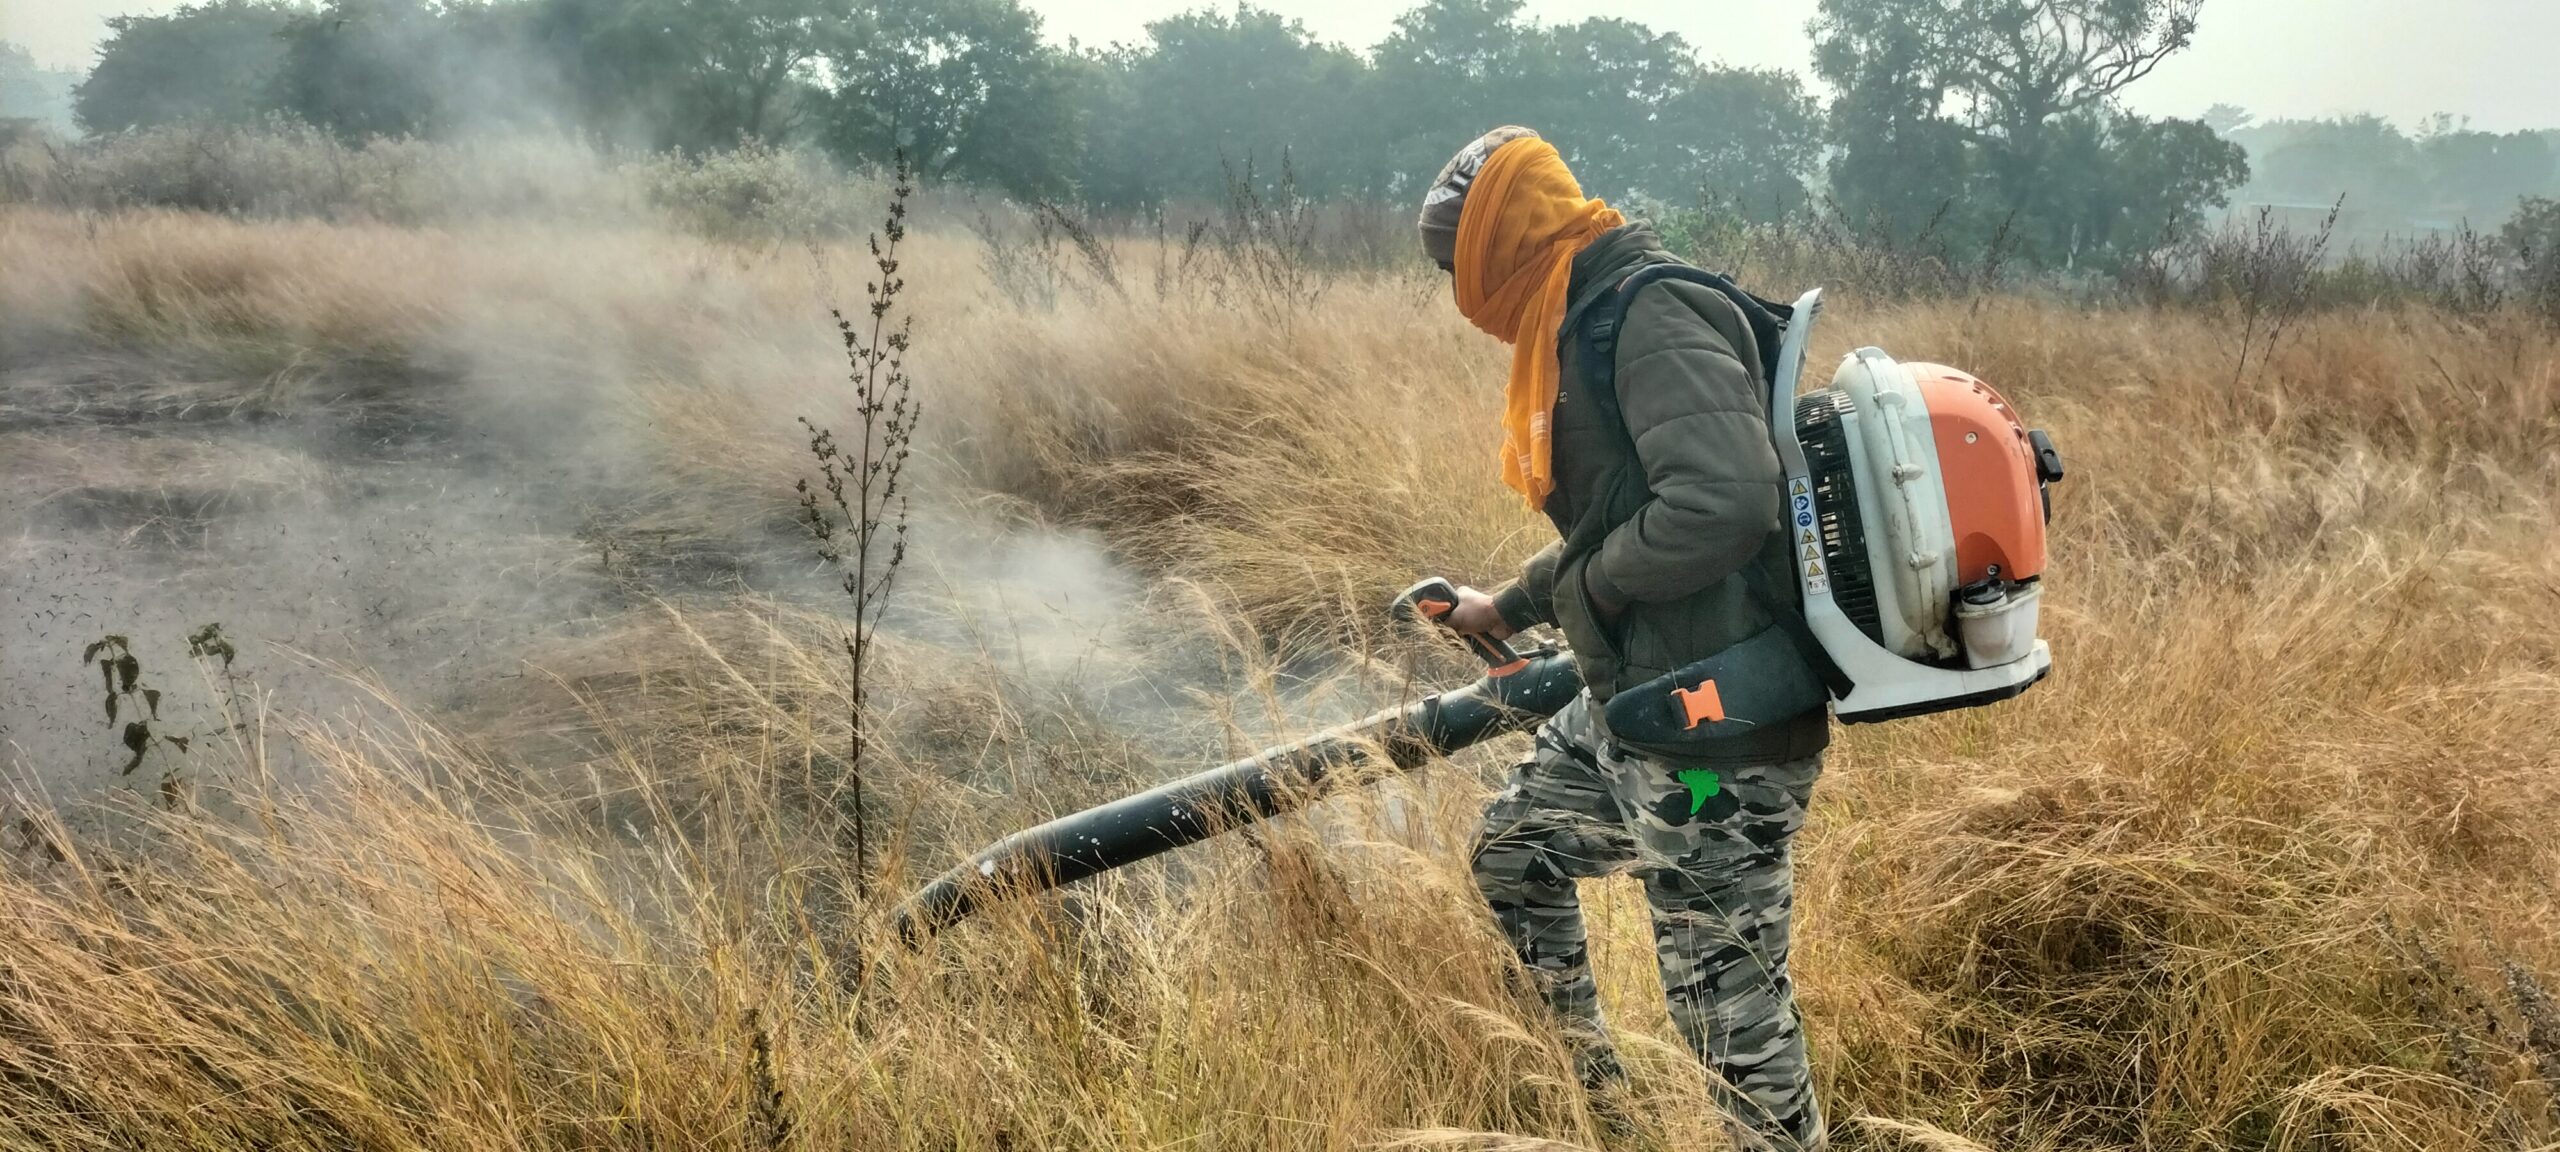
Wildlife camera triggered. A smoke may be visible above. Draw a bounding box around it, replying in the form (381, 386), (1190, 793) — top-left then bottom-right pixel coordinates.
(0, 184), (1403, 819)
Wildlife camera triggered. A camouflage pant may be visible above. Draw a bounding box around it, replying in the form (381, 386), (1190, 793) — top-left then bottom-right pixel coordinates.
(1471, 693), (1824, 1151)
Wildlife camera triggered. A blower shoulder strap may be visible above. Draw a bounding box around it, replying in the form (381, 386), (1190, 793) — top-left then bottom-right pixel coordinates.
(1566, 263), (1853, 699)
(1569, 263), (1794, 385)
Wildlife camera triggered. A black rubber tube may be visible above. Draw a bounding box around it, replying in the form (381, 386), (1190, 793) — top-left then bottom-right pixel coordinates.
(892, 649), (1583, 944)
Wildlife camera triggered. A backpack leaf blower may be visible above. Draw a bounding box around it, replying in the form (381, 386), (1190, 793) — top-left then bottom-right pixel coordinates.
(890, 287), (2062, 942)
(1771, 288), (2058, 723)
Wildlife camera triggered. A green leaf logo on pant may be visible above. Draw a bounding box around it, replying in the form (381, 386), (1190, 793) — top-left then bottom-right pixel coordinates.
(1677, 768), (1722, 816)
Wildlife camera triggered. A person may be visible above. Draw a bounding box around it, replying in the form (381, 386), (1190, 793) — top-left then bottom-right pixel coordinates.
(1418, 126), (1831, 1150)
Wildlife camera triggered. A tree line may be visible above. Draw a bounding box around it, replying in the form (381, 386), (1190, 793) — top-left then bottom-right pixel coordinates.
(46, 0), (2553, 273)
(66, 0), (1831, 212)
(2216, 108), (2560, 229)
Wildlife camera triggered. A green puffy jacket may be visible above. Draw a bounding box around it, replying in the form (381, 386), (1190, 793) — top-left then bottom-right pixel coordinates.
(1488, 223), (1830, 766)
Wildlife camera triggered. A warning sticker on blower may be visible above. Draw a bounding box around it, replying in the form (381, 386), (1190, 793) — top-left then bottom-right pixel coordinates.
(1789, 478), (1828, 595)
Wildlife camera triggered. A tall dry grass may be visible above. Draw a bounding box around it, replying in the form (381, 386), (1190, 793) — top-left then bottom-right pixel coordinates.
(3, 201), (2559, 1150)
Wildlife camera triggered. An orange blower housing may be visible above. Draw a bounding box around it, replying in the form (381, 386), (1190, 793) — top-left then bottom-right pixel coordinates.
(1908, 364), (2047, 584)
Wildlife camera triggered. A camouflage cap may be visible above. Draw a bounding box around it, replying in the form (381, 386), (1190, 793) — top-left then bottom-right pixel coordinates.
(1418, 126), (1541, 270)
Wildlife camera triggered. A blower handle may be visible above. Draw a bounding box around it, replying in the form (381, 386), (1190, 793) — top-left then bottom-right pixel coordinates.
(1393, 577), (1531, 677)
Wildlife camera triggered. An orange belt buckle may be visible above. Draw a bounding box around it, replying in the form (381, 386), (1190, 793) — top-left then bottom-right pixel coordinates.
(1672, 679), (1726, 729)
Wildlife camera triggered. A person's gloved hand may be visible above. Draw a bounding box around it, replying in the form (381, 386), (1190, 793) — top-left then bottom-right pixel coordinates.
(1442, 585), (1516, 640)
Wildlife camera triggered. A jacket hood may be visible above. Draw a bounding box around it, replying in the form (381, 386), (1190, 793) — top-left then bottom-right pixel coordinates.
(1565, 222), (1679, 321)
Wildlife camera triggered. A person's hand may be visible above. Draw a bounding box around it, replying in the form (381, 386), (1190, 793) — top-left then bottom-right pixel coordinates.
(1441, 585), (1515, 640)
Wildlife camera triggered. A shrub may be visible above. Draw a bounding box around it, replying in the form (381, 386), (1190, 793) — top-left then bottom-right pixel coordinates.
(2508, 196), (2560, 324)
(631, 140), (879, 242)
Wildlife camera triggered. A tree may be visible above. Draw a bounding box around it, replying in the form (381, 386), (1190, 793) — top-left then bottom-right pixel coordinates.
(1818, 0), (2199, 155)
(1812, 0), (2240, 269)
(1529, 17), (1697, 199)
(74, 1), (297, 134)
(2507, 196), (2560, 320)
(1815, 0), (2206, 219)
(271, 0), (455, 139)
(1081, 5), (1378, 206)
(1817, 11), (1973, 240)
(2417, 123), (2556, 224)
(2199, 102), (2252, 135)
(1372, 1), (1826, 211)
(1370, 0), (1544, 185)
(663, 0), (846, 146)
(2235, 116), (2426, 214)
(823, 0), (1076, 196)
(529, 0), (847, 150)
(2102, 113), (2248, 246)
(1652, 66), (1824, 223)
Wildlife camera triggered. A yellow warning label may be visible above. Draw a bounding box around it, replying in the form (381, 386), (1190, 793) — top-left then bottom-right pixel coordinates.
(1790, 478), (1810, 496)
(1800, 528), (1817, 545)
(1807, 561), (1825, 578)
(1801, 543), (1821, 561)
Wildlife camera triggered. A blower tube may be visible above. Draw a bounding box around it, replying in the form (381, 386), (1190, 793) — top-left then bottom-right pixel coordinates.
(892, 649), (1583, 944)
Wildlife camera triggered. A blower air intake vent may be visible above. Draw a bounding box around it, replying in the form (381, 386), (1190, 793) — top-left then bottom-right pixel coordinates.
(1794, 391), (1882, 647)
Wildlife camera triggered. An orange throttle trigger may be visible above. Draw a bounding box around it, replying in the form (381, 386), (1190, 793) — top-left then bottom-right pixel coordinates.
(1392, 577), (1529, 677)
(1672, 679), (1726, 729)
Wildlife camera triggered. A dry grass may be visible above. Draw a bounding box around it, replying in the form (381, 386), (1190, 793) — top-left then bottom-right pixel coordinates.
(3, 202), (2560, 1150)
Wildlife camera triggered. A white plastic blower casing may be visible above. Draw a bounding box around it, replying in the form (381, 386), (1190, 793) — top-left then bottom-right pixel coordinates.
(1829, 349), (1961, 661)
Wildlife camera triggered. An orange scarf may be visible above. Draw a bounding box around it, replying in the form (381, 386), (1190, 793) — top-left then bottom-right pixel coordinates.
(1453, 138), (1624, 509)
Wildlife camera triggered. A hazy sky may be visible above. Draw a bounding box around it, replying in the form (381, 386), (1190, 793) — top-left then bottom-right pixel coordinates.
(6, 0), (2556, 132)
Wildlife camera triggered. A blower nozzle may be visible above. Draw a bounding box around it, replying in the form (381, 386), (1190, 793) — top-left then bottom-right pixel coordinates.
(890, 643), (1579, 945)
